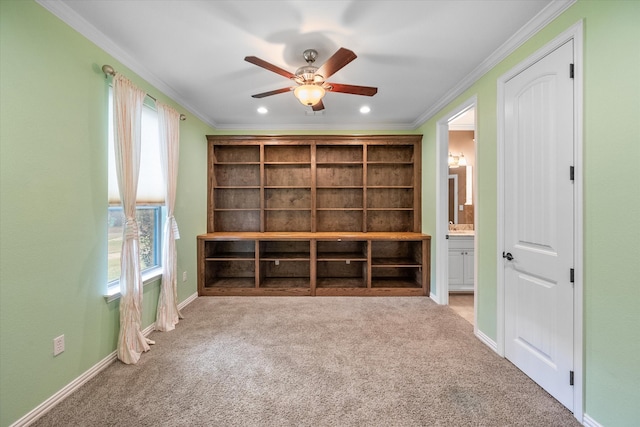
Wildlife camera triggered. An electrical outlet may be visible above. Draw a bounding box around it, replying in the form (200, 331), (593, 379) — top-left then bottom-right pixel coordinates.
(53, 335), (65, 356)
(182, 271), (187, 282)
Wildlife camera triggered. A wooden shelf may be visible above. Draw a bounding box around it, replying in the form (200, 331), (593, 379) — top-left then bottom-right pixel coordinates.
(201, 135), (429, 296)
(316, 162), (362, 165)
(198, 232), (430, 297)
(317, 253), (367, 261)
(205, 253), (254, 260)
(264, 162), (311, 165)
(316, 186), (364, 189)
(214, 162), (261, 165)
(204, 278), (255, 288)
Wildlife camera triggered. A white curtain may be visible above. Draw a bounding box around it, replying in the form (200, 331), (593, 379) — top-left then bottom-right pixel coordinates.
(113, 74), (152, 364)
(155, 102), (183, 331)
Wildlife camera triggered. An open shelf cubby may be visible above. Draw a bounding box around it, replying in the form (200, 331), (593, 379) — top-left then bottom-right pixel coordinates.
(199, 135), (430, 296)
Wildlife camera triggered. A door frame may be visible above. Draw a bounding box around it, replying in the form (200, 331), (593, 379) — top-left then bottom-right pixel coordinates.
(434, 96), (477, 312)
(496, 20), (584, 422)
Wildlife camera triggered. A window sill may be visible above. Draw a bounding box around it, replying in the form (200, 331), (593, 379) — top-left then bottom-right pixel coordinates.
(104, 268), (163, 303)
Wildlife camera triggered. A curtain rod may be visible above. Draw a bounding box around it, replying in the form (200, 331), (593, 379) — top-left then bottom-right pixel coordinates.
(102, 64), (186, 121)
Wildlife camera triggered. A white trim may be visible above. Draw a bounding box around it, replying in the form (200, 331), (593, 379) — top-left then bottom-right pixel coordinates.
(435, 120), (450, 305)
(212, 121), (415, 132)
(412, 0), (576, 128)
(104, 267), (163, 303)
(36, 0), (575, 132)
(496, 71), (506, 359)
(572, 20), (585, 425)
(178, 292), (199, 310)
(496, 20), (584, 423)
(9, 293), (198, 427)
(435, 96), (477, 308)
(582, 413), (604, 427)
(35, 0), (212, 128)
(475, 329), (498, 354)
(8, 351), (117, 427)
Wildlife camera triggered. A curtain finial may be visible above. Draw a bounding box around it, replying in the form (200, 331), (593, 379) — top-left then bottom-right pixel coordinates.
(102, 64), (116, 77)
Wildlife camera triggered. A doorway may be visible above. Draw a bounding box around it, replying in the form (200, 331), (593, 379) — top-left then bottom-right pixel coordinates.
(448, 111), (476, 324)
(435, 97), (477, 328)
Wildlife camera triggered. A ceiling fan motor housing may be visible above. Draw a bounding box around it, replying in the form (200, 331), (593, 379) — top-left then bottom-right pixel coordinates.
(295, 65), (323, 84)
(295, 49), (324, 85)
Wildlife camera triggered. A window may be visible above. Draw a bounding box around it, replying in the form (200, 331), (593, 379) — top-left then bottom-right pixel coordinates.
(107, 91), (164, 287)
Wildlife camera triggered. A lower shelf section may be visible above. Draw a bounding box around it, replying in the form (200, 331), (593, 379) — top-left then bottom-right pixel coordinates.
(198, 232), (431, 297)
(200, 287), (312, 296)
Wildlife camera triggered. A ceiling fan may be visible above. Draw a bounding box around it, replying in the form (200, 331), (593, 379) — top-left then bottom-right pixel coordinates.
(244, 47), (378, 111)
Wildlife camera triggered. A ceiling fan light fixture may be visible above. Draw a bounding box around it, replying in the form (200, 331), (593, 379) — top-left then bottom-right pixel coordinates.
(294, 84), (325, 106)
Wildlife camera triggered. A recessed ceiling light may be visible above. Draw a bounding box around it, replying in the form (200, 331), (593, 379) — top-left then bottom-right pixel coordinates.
(360, 106), (371, 114)
(257, 107), (268, 114)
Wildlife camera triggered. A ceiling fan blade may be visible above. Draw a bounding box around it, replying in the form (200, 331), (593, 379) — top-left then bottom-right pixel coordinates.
(312, 100), (325, 111)
(327, 83), (378, 96)
(251, 87), (293, 98)
(316, 48), (357, 79)
(244, 56), (295, 80)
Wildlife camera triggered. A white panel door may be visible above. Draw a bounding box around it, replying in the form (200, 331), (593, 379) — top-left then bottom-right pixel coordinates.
(503, 40), (575, 410)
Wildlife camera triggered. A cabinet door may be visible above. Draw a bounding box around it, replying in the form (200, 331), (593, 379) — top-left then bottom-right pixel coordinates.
(463, 249), (475, 288)
(448, 250), (465, 286)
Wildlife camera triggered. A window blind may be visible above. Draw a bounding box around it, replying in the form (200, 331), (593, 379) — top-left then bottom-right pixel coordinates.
(108, 94), (165, 205)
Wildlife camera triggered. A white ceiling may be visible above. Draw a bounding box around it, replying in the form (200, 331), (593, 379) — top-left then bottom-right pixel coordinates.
(39, 0), (571, 130)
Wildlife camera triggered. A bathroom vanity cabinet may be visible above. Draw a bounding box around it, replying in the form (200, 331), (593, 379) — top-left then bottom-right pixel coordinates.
(448, 234), (474, 292)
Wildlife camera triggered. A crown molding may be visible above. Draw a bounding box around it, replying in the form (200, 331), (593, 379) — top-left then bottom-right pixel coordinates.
(411, 0), (576, 128)
(36, 0), (575, 132)
(35, 0), (217, 129)
(213, 121), (416, 132)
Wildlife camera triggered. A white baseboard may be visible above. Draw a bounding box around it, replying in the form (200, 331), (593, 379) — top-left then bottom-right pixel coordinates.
(475, 328), (498, 354)
(178, 292), (198, 310)
(582, 413), (603, 427)
(9, 350), (118, 427)
(10, 293), (198, 427)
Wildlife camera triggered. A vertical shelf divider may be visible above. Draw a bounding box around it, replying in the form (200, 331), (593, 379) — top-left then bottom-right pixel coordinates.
(414, 141), (422, 232)
(362, 142), (368, 233)
(310, 239), (317, 296)
(259, 144), (265, 232)
(254, 239), (260, 289)
(310, 143), (317, 233)
(366, 239), (372, 289)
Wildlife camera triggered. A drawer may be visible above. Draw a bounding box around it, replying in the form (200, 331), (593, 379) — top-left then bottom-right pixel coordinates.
(448, 235), (474, 250)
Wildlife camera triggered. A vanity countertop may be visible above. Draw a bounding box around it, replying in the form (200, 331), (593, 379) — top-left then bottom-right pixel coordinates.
(448, 230), (475, 237)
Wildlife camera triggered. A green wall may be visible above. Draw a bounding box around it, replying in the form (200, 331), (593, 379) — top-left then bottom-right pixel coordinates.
(0, 1), (211, 425)
(417, 1), (640, 425)
(1, 1), (639, 426)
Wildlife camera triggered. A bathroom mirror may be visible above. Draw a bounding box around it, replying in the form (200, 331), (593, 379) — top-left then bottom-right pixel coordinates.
(448, 130), (474, 225)
(448, 165), (473, 224)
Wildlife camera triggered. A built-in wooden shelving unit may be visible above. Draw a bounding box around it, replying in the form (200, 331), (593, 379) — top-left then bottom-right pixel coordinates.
(198, 135), (430, 296)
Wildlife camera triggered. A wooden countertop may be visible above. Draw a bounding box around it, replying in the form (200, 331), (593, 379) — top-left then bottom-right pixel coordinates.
(198, 231), (431, 241)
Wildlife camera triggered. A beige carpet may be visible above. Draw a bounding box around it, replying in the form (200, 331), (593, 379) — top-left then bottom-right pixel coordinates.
(32, 297), (578, 426)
